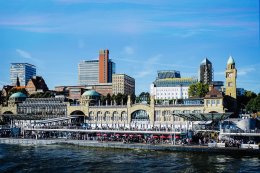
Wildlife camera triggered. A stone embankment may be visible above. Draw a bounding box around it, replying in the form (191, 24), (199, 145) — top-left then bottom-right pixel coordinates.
(0, 138), (259, 155)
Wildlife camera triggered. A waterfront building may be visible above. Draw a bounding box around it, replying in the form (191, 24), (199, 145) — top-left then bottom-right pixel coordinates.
(225, 56), (237, 99)
(10, 63), (36, 86)
(26, 76), (49, 95)
(1, 89), (228, 130)
(17, 98), (67, 119)
(112, 74), (135, 95)
(150, 71), (197, 100)
(204, 85), (224, 113)
(78, 49), (115, 85)
(198, 58), (213, 84)
(8, 92), (27, 106)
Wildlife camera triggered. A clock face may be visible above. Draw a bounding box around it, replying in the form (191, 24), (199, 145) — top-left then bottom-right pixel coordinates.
(227, 73), (233, 78)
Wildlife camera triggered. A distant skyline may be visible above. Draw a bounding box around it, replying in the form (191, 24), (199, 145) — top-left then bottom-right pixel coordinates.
(0, 0), (259, 94)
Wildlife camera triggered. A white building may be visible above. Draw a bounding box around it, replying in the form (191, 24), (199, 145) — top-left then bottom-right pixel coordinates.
(150, 71), (197, 100)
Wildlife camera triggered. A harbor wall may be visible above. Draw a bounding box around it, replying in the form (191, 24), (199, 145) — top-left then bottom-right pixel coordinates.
(0, 138), (259, 155)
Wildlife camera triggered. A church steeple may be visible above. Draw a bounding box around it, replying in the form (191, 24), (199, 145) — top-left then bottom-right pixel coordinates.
(16, 76), (20, 87)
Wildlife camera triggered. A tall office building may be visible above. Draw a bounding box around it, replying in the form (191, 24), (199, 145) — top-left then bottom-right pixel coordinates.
(199, 58), (213, 84)
(78, 60), (99, 85)
(10, 63), (36, 86)
(112, 74), (135, 95)
(99, 49), (115, 83)
(78, 49), (115, 85)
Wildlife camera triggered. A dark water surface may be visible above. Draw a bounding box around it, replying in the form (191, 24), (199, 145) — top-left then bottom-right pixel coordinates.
(0, 144), (259, 173)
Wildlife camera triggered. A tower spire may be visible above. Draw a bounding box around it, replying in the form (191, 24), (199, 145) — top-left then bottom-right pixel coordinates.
(16, 75), (20, 87)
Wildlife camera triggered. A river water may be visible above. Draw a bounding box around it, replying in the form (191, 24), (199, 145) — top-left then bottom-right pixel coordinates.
(0, 144), (259, 173)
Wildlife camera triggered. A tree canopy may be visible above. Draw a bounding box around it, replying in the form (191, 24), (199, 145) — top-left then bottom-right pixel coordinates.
(246, 93), (260, 113)
(188, 82), (209, 98)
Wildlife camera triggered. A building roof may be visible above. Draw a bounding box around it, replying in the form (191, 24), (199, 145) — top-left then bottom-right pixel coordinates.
(82, 90), (100, 97)
(10, 92), (27, 98)
(227, 56), (235, 64)
(204, 86), (223, 99)
(27, 76), (48, 91)
(201, 58), (212, 65)
(153, 78), (197, 87)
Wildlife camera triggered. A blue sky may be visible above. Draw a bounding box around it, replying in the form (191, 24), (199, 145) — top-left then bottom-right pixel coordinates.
(0, 0), (259, 94)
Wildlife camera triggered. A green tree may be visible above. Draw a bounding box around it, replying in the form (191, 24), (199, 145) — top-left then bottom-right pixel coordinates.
(246, 93), (260, 113)
(115, 93), (123, 105)
(188, 82), (209, 98)
(130, 93), (136, 104)
(237, 90), (257, 113)
(138, 92), (150, 104)
(106, 93), (111, 105)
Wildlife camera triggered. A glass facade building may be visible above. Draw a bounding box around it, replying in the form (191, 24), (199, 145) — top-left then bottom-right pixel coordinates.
(151, 70), (197, 99)
(199, 58), (213, 84)
(78, 60), (99, 85)
(10, 63), (36, 86)
(78, 50), (115, 85)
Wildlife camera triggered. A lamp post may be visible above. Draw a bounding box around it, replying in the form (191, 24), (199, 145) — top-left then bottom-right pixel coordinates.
(172, 115), (176, 145)
(174, 116), (176, 145)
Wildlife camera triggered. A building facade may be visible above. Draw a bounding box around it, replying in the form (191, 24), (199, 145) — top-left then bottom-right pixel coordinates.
(150, 71), (197, 100)
(86, 83), (112, 96)
(112, 74), (135, 95)
(225, 56), (237, 99)
(78, 50), (115, 85)
(199, 58), (213, 84)
(157, 70), (181, 79)
(78, 60), (99, 85)
(1, 92), (228, 130)
(26, 76), (49, 95)
(10, 63), (36, 86)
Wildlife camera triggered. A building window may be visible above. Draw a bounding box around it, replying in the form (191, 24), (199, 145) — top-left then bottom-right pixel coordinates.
(211, 100), (216, 105)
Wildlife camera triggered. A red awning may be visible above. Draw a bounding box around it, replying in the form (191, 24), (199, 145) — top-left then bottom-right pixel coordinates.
(97, 133), (101, 136)
(160, 135), (166, 139)
(153, 136), (159, 138)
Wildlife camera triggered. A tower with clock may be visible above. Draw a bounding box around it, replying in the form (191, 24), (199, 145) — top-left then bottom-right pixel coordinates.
(225, 56), (237, 99)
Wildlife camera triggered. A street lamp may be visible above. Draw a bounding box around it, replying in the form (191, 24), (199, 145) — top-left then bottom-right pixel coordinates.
(172, 114), (176, 145)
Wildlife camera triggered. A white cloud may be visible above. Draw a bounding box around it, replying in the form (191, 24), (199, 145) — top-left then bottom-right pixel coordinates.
(123, 46), (134, 55)
(238, 67), (255, 76)
(16, 49), (32, 60)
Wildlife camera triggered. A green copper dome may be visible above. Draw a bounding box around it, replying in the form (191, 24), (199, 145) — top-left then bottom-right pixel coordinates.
(10, 92), (27, 98)
(82, 90), (100, 97)
(227, 56), (235, 64)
